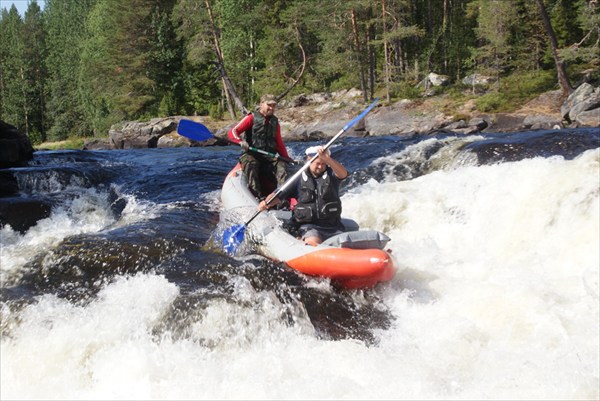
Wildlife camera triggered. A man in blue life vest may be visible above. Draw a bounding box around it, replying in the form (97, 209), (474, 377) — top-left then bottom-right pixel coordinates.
(258, 145), (348, 246)
(227, 95), (291, 199)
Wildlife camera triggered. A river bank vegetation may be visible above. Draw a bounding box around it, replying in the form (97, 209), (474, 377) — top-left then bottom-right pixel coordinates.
(1, 0), (598, 147)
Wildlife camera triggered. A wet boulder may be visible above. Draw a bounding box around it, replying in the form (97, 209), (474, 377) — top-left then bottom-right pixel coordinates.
(0, 171), (19, 197)
(109, 117), (178, 149)
(0, 196), (52, 233)
(0, 120), (34, 168)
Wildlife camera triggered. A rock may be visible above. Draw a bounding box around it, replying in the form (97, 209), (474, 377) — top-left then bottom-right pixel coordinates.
(289, 94), (311, 107)
(109, 117), (178, 149)
(157, 132), (190, 148)
(453, 126), (481, 135)
(417, 72), (451, 89)
(445, 120), (468, 130)
(462, 74), (496, 86)
(332, 88), (363, 100)
(83, 138), (113, 150)
(481, 113), (524, 132)
(0, 170), (19, 197)
(307, 92), (332, 103)
(0, 120), (34, 168)
(522, 114), (564, 130)
(364, 104), (418, 136)
(575, 108), (600, 127)
(0, 196), (52, 233)
(568, 87), (600, 122)
(561, 83), (596, 120)
(427, 72), (450, 87)
(315, 102), (344, 113)
(365, 102), (449, 136)
(468, 117), (489, 131)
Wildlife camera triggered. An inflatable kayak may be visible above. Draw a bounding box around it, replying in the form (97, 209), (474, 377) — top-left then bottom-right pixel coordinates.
(220, 164), (397, 289)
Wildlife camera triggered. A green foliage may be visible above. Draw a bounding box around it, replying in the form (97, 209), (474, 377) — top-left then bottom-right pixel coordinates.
(550, 0), (583, 47)
(1, 0), (596, 139)
(28, 128), (44, 145)
(470, 0), (519, 76)
(44, 0), (97, 140)
(208, 103), (223, 120)
(389, 81), (421, 100)
(0, 6), (26, 129)
(475, 70), (556, 112)
(558, 0), (600, 67)
(22, 2), (47, 141)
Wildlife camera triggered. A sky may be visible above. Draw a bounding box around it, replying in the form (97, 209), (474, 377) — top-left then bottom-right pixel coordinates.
(0, 0), (45, 16)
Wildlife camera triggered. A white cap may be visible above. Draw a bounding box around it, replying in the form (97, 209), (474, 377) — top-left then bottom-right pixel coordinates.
(305, 146), (330, 156)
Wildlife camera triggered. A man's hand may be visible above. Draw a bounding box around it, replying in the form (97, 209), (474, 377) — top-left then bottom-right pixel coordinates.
(258, 199), (269, 212)
(240, 140), (250, 151)
(317, 147), (332, 163)
(258, 194), (279, 211)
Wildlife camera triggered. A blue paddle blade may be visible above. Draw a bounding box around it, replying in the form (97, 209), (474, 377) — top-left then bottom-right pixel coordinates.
(222, 224), (247, 255)
(177, 119), (215, 142)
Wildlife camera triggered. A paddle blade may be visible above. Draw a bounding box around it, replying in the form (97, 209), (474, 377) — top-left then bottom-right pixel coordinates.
(222, 223), (247, 255)
(177, 119), (215, 142)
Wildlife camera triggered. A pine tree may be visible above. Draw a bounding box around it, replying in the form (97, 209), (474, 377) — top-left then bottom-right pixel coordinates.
(80, 0), (171, 134)
(147, 1), (185, 117)
(22, 1), (47, 143)
(45, 0), (97, 140)
(470, 0), (519, 78)
(0, 6), (27, 130)
(560, 0), (599, 68)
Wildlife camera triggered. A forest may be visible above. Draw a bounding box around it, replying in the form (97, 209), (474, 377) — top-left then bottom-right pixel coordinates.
(0, 0), (598, 145)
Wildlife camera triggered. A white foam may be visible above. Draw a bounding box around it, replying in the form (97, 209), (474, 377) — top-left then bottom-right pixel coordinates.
(0, 188), (158, 285)
(1, 149), (598, 400)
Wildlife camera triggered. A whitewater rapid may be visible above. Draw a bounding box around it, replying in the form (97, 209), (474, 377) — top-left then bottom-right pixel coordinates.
(1, 146), (598, 400)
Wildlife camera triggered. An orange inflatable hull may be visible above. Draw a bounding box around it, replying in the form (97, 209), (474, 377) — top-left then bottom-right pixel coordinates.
(287, 247), (396, 289)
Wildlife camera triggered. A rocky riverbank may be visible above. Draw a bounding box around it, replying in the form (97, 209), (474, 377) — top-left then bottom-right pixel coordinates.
(1, 83), (599, 158)
(83, 83), (599, 151)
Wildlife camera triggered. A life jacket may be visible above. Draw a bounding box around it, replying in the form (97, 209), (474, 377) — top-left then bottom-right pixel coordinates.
(246, 111), (278, 154)
(292, 168), (342, 226)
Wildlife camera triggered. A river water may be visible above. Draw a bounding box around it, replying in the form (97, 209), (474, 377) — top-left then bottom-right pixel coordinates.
(1, 128), (599, 400)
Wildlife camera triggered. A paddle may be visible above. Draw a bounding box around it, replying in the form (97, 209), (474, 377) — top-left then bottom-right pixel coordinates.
(222, 98), (380, 255)
(177, 119), (296, 164)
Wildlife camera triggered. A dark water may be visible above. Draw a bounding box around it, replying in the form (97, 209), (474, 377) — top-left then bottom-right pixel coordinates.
(1, 128), (599, 343)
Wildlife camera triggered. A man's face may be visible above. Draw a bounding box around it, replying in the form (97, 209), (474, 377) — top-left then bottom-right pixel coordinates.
(259, 101), (277, 117)
(308, 156), (327, 176)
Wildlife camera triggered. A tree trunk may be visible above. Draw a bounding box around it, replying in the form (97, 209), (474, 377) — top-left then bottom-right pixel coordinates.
(535, 0), (573, 96)
(367, 7), (376, 100)
(276, 24), (307, 102)
(204, 0), (248, 117)
(351, 9), (368, 102)
(382, 0), (390, 103)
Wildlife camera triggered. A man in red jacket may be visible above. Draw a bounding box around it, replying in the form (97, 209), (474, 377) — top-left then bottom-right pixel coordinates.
(227, 95), (291, 199)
